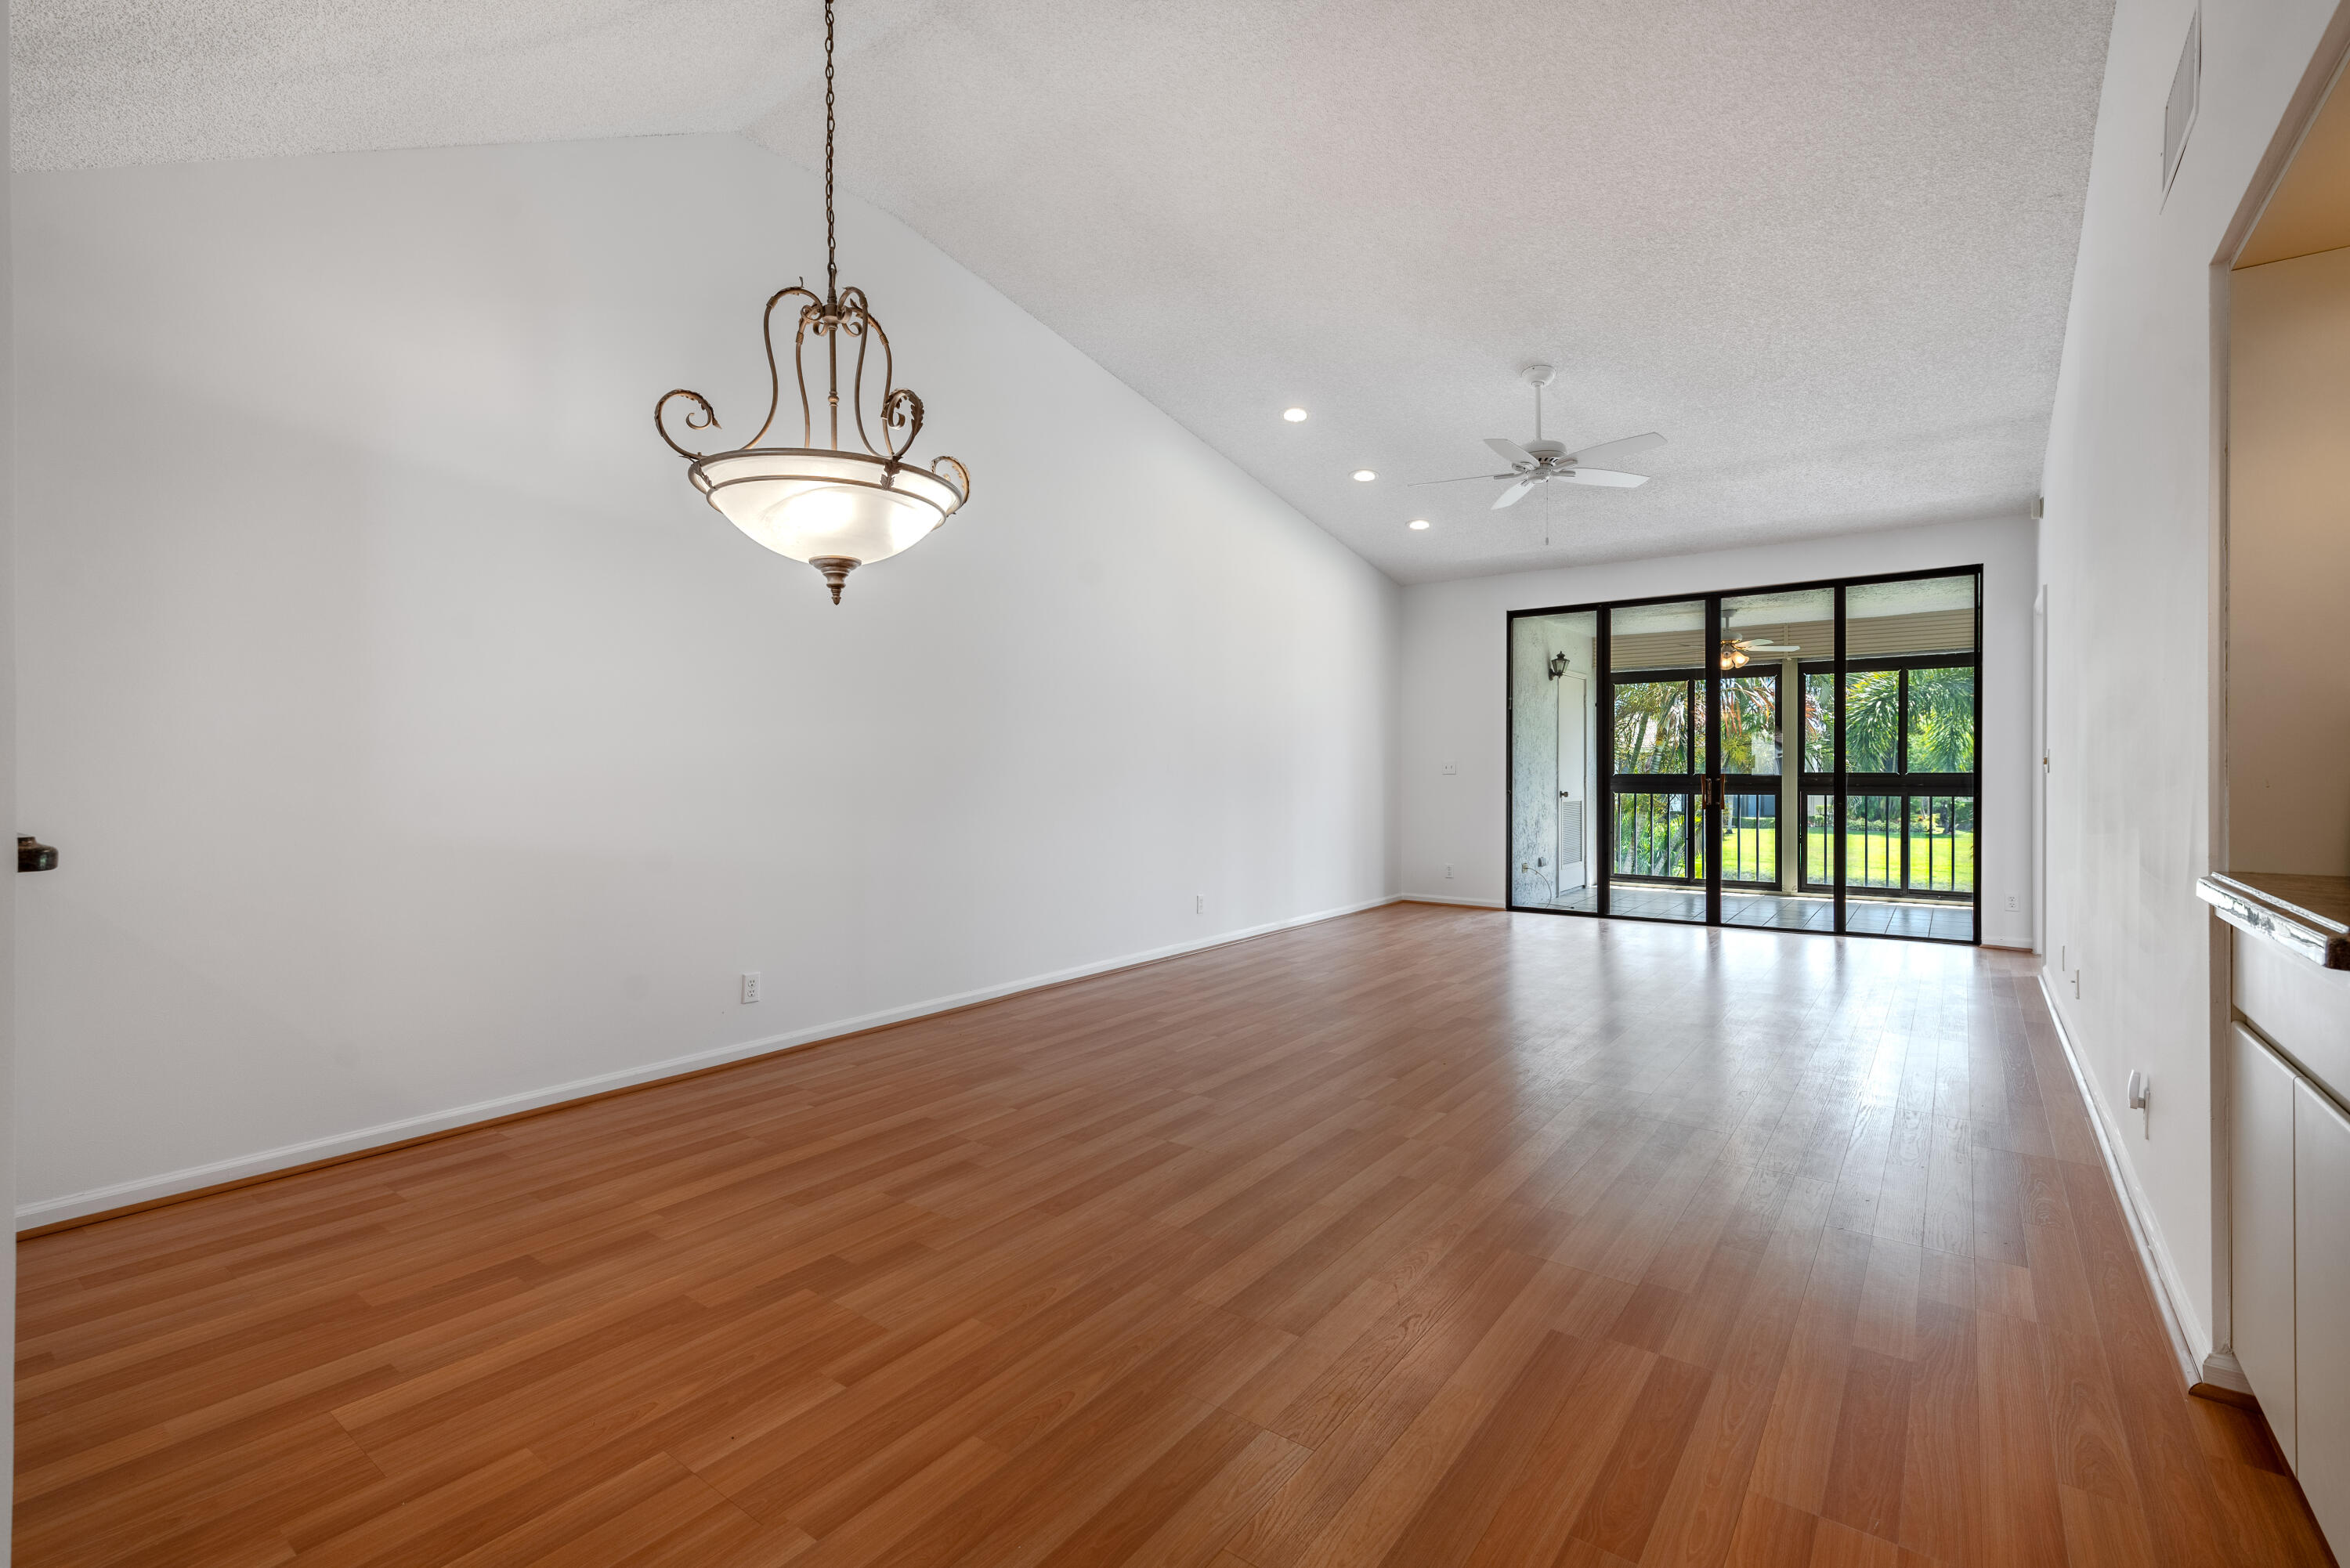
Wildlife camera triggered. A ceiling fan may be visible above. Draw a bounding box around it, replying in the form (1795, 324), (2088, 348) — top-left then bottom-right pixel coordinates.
(1719, 636), (1799, 670)
(1415, 364), (1664, 509)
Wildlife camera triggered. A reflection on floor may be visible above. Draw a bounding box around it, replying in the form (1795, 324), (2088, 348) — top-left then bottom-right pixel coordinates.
(1577, 883), (1976, 942)
(1535, 881), (1601, 912)
(1846, 896), (1976, 941)
(1723, 890), (1835, 930)
(1606, 885), (1706, 921)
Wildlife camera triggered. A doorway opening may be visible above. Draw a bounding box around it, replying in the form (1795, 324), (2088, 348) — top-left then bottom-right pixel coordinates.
(1507, 566), (1981, 945)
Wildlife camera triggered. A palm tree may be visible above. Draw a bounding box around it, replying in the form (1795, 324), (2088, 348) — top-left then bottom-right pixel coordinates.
(1844, 670), (1900, 771)
(1905, 667), (1975, 771)
(1716, 677), (1778, 771)
(1612, 681), (1691, 774)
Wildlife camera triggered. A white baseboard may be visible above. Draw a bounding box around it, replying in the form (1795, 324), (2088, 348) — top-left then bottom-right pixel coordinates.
(2200, 1347), (2256, 1398)
(1400, 894), (1506, 909)
(18, 891), (1408, 1230)
(2036, 970), (2216, 1393)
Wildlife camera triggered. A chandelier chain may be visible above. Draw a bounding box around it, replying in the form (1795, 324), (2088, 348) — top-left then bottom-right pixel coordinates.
(823, 0), (837, 305)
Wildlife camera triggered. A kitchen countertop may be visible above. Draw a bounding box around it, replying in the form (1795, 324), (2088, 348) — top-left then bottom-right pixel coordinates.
(2198, 871), (2350, 969)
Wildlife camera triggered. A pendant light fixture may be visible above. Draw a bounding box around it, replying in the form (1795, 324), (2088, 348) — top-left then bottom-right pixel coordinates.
(653, 0), (968, 604)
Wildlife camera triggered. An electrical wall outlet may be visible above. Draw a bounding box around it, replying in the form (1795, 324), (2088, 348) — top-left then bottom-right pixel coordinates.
(2005, 893), (2019, 912)
(1441, 761), (1457, 775)
(741, 972), (761, 1004)
(1444, 864), (1454, 880)
(1195, 894), (1204, 914)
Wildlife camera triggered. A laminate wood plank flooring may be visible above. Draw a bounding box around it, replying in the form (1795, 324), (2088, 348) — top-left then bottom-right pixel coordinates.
(15, 905), (2333, 1566)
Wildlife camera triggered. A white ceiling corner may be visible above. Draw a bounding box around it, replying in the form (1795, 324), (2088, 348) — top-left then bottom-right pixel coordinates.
(13, 0), (2114, 583)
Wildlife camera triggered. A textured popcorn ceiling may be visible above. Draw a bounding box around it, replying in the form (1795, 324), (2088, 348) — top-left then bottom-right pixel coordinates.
(15, 0), (2113, 583)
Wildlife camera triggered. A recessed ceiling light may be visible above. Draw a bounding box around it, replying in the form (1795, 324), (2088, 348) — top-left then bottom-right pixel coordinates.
(1282, 407), (1308, 422)
(1408, 519), (1430, 530)
(1352, 469), (1376, 482)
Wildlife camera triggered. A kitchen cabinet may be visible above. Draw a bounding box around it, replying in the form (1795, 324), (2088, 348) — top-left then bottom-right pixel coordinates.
(2297, 1078), (2350, 1548)
(2235, 1024), (2299, 1467)
(2199, 874), (2350, 1552)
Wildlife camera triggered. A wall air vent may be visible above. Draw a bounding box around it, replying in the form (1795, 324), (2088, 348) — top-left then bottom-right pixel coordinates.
(2164, 9), (2200, 197)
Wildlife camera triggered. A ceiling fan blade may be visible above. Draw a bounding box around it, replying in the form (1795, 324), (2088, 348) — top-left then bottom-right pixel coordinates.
(1562, 432), (1665, 467)
(1491, 475), (1538, 509)
(1410, 472), (1518, 486)
(1746, 641), (1799, 652)
(1556, 468), (1649, 488)
(1484, 437), (1537, 469)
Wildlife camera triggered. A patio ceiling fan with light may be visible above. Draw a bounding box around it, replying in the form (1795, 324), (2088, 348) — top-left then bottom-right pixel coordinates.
(1718, 636), (1799, 670)
(1414, 364), (1664, 509)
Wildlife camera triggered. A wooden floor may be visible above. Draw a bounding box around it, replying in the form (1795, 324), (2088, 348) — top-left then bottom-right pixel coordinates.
(16, 905), (2334, 1567)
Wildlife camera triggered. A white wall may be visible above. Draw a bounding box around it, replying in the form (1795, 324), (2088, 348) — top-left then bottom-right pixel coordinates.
(11, 132), (1401, 1224)
(1398, 515), (2037, 948)
(2, 0), (19, 1544)
(2039, 0), (2350, 1373)
(2227, 244), (2350, 875)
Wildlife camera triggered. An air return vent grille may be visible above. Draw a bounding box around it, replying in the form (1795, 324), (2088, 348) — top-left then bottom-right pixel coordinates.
(2164, 9), (2200, 195)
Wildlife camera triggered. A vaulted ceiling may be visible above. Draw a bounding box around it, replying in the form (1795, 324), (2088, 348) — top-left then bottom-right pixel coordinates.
(14, 0), (2115, 583)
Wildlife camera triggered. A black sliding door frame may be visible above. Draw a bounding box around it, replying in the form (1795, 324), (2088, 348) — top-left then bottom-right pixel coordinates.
(1505, 564), (1983, 948)
(1832, 583), (1849, 934)
(1703, 597), (1723, 924)
(1596, 605), (1612, 918)
(1714, 666), (1785, 891)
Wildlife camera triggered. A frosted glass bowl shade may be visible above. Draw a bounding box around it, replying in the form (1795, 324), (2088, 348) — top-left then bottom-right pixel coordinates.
(690, 448), (966, 566)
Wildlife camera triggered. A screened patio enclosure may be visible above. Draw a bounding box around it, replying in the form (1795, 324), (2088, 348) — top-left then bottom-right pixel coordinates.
(1506, 568), (1980, 945)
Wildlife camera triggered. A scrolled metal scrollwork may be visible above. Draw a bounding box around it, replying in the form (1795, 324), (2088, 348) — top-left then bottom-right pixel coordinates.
(653, 389), (720, 459)
(658, 276), (949, 477)
(751, 284), (822, 448)
(847, 296), (895, 461)
(832, 287), (871, 332)
(881, 388), (924, 463)
(931, 454), (971, 502)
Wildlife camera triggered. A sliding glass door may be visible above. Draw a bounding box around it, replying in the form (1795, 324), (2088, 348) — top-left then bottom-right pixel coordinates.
(1607, 601), (1709, 922)
(1719, 587), (1835, 930)
(1836, 575), (1979, 938)
(1507, 611), (1601, 912)
(1506, 568), (1981, 944)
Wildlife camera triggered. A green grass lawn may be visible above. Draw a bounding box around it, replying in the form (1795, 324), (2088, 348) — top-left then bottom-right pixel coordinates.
(1708, 826), (1975, 893)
